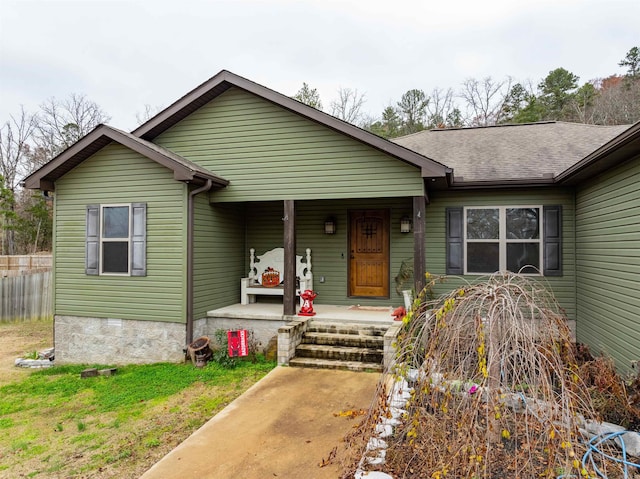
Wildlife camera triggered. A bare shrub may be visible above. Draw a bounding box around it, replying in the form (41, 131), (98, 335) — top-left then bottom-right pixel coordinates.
(348, 273), (628, 478)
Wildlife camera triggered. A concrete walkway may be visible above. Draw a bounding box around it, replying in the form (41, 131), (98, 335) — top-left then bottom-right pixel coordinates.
(140, 366), (380, 479)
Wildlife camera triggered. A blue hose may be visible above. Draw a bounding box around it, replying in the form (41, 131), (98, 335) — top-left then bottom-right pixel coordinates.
(517, 391), (638, 478)
(581, 430), (640, 478)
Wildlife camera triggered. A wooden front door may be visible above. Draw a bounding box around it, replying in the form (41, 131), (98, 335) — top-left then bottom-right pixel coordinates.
(349, 210), (390, 298)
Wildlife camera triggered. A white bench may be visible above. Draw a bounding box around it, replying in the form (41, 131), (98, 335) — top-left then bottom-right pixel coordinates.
(240, 248), (313, 305)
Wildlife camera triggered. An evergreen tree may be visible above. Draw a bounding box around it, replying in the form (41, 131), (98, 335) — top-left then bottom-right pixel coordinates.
(292, 83), (323, 110)
(619, 46), (640, 79)
(397, 89), (429, 134)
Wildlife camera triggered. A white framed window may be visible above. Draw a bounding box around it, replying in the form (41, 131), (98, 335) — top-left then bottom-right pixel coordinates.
(463, 206), (542, 275)
(101, 205), (131, 274)
(86, 203), (146, 276)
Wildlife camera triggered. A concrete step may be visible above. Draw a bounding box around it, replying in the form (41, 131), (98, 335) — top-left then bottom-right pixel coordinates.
(289, 357), (384, 372)
(295, 343), (383, 363)
(306, 321), (389, 337)
(301, 332), (384, 348)
(289, 320), (388, 372)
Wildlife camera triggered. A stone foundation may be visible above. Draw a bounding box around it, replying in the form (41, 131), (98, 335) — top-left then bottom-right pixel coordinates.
(54, 315), (187, 364)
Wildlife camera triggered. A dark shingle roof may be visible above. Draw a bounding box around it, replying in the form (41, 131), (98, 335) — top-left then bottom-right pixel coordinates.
(392, 122), (630, 185)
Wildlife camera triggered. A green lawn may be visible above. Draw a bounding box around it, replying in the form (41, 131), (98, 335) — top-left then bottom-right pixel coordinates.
(0, 359), (275, 478)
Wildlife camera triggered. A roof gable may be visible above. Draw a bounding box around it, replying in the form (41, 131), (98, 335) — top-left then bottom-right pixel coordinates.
(23, 125), (228, 191)
(133, 70), (449, 178)
(152, 86), (427, 202)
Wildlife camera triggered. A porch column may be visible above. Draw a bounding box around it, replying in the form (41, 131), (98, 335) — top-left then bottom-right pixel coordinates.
(283, 200), (297, 316)
(413, 195), (426, 294)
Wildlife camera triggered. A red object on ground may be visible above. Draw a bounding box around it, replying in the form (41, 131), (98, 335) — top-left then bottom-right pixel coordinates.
(298, 289), (318, 316)
(227, 329), (248, 357)
(392, 306), (406, 321)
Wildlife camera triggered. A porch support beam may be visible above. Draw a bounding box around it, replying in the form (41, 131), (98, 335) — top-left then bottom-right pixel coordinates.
(413, 195), (426, 294)
(283, 200), (297, 316)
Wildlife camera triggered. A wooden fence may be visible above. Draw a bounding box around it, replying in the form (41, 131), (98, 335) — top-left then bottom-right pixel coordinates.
(0, 255), (52, 276)
(0, 271), (53, 322)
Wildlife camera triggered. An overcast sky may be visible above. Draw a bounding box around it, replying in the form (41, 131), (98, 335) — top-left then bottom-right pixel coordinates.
(1, 0), (638, 131)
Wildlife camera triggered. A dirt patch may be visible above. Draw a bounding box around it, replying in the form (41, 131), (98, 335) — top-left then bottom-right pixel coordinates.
(0, 319), (53, 386)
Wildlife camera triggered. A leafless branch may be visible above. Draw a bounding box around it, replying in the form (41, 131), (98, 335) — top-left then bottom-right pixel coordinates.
(330, 87), (366, 125)
(459, 76), (513, 126)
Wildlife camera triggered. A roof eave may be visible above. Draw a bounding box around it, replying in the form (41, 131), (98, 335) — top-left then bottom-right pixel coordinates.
(23, 125), (109, 190)
(555, 121), (640, 185)
(447, 177), (557, 189)
(23, 124), (229, 191)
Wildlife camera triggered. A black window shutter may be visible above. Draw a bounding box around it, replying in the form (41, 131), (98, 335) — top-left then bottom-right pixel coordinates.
(86, 204), (100, 275)
(543, 205), (562, 276)
(130, 203), (147, 277)
(446, 207), (464, 275)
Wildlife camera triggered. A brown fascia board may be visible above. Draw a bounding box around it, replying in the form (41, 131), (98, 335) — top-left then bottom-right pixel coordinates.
(555, 121), (640, 185)
(132, 70), (449, 178)
(23, 125), (228, 191)
(446, 177), (557, 189)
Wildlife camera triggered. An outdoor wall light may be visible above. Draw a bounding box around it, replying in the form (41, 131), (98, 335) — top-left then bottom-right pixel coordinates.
(400, 216), (412, 233)
(324, 217), (337, 235)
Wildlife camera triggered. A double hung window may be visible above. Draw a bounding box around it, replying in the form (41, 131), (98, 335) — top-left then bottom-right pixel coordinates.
(101, 205), (131, 274)
(465, 206), (541, 274)
(446, 205), (562, 277)
(86, 203), (146, 276)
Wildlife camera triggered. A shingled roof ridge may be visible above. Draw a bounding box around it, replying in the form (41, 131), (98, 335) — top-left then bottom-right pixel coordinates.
(430, 121), (557, 132)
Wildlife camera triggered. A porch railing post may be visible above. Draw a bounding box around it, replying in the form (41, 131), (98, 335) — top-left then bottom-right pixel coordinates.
(283, 200), (297, 316)
(413, 195), (426, 294)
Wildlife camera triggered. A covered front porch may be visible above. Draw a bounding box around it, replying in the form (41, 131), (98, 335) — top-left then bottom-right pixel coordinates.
(196, 196), (427, 314)
(193, 195), (425, 369)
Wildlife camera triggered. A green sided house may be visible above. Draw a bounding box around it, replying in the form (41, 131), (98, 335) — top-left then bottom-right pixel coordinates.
(393, 121), (640, 373)
(23, 70), (640, 373)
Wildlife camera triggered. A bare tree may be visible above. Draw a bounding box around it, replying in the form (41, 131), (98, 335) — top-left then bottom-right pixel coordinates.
(330, 87), (366, 125)
(590, 75), (640, 125)
(0, 107), (37, 254)
(135, 103), (164, 126)
(459, 76), (513, 126)
(565, 75), (640, 125)
(0, 107), (37, 191)
(426, 87), (459, 128)
(34, 93), (110, 161)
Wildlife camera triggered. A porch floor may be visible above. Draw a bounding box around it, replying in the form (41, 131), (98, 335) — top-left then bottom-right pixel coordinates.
(207, 302), (397, 325)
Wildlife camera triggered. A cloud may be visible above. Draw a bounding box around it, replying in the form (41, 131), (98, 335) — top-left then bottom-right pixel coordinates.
(1, 0), (638, 127)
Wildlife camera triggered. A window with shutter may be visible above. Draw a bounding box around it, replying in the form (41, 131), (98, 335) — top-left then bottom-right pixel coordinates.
(446, 205), (562, 276)
(85, 203), (147, 276)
